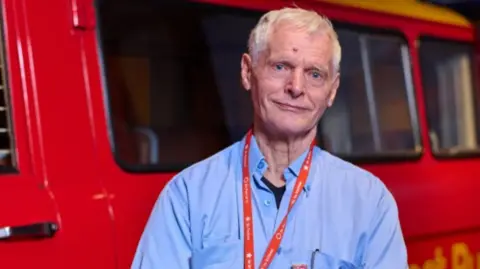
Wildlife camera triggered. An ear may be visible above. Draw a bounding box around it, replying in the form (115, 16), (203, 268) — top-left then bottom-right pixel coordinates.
(241, 53), (253, 91)
(327, 72), (340, 107)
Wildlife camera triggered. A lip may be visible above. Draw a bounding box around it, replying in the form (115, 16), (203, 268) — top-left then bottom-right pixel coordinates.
(273, 101), (308, 112)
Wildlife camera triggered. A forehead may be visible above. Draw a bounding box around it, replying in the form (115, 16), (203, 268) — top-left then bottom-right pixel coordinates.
(266, 22), (333, 65)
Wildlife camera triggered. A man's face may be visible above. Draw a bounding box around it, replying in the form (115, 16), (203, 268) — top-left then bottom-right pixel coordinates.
(241, 22), (339, 138)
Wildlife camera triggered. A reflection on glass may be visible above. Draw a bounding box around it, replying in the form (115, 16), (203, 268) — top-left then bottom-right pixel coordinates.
(420, 38), (480, 154)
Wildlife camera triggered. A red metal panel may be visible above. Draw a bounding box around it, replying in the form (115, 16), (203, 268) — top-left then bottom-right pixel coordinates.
(0, 0), (116, 268)
(70, 0), (95, 30)
(19, 0), (116, 266)
(0, 0), (60, 267)
(407, 231), (480, 268)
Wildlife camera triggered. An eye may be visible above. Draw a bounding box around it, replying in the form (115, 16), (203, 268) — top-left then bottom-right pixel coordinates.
(309, 70), (325, 80)
(274, 63), (285, 71)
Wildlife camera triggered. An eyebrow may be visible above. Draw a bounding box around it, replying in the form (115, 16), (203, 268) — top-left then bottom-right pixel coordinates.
(267, 57), (330, 74)
(306, 65), (329, 76)
(307, 65), (327, 71)
(267, 57), (292, 65)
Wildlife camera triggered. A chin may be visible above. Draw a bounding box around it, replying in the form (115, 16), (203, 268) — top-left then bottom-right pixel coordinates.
(268, 121), (313, 137)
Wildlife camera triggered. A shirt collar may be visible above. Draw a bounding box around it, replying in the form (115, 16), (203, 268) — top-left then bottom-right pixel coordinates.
(244, 133), (316, 194)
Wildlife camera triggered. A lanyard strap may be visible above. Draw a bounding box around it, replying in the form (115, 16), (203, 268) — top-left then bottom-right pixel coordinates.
(242, 129), (314, 269)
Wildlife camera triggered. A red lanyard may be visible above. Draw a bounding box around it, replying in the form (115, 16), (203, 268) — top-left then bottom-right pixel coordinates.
(242, 129), (315, 269)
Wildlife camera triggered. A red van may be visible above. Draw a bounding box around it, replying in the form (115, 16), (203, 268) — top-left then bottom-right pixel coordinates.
(1, 0), (480, 268)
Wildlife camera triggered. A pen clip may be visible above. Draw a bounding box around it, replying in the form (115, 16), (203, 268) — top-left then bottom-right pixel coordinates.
(310, 248), (320, 268)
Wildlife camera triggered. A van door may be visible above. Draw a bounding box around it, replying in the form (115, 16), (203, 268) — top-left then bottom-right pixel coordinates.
(0, 1), (62, 268)
(0, 0), (116, 268)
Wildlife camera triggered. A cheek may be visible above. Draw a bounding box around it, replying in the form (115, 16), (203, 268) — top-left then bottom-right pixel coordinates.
(257, 81), (280, 101)
(310, 90), (331, 109)
(251, 87), (270, 112)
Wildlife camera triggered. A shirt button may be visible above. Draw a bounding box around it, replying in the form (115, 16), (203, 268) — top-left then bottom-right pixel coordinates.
(257, 162), (265, 169)
(264, 200), (271, 206)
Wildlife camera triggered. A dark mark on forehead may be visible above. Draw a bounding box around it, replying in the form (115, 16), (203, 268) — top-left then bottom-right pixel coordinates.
(292, 47), (298, 52)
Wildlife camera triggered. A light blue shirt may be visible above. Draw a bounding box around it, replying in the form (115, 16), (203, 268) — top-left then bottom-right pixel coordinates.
(131, 134), (408, 269)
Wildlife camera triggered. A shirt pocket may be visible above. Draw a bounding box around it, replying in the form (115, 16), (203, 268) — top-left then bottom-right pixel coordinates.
(191, 240), (242, 269)
(288, 248), (363, 269)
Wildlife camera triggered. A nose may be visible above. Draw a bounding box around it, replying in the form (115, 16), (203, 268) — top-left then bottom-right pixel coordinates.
(286, 68), (305, 98)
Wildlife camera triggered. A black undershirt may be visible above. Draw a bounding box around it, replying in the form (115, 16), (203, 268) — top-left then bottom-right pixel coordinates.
(261, 177), (286, 209)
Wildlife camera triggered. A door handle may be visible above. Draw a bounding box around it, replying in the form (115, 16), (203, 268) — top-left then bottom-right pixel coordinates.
(0, 222), (58, 240)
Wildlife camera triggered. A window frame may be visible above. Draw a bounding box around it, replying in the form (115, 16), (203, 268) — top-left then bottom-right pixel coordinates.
(0, 8), (17, 174)
(323, 22), (423, 164)
(418, 35), (480, 160)
(94, 1), (424, 173)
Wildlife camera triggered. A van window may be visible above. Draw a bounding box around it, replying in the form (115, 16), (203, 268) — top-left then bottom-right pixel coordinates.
(320, 31), (419, 158)
(419, 37), (480, 156)
(0, 23), (15, 170)
(96, 1), (420, 172)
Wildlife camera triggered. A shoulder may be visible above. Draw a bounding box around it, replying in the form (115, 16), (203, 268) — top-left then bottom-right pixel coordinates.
(161, 141), (242, 200)
(177, 141), (241, 182)
(314, 148), (396, 207)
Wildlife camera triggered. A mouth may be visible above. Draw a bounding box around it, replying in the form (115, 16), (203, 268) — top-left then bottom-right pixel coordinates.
(273, 101), (309, 113)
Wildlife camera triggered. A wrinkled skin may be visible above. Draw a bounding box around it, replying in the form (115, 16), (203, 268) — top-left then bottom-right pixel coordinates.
(241, 22), (340, 140)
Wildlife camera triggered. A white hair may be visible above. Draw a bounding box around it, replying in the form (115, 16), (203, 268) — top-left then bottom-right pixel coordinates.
(248, 7), (342, 72)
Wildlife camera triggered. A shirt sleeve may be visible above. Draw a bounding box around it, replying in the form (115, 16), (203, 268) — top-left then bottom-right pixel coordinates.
(131, 177), (192, 269)
(364, 187), (408, 269)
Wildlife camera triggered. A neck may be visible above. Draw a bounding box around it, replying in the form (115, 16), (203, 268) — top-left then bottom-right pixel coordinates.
(253, 123), (316, 187)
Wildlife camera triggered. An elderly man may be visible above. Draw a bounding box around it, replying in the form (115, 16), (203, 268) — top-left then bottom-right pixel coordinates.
(131, 7), (408, 269)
